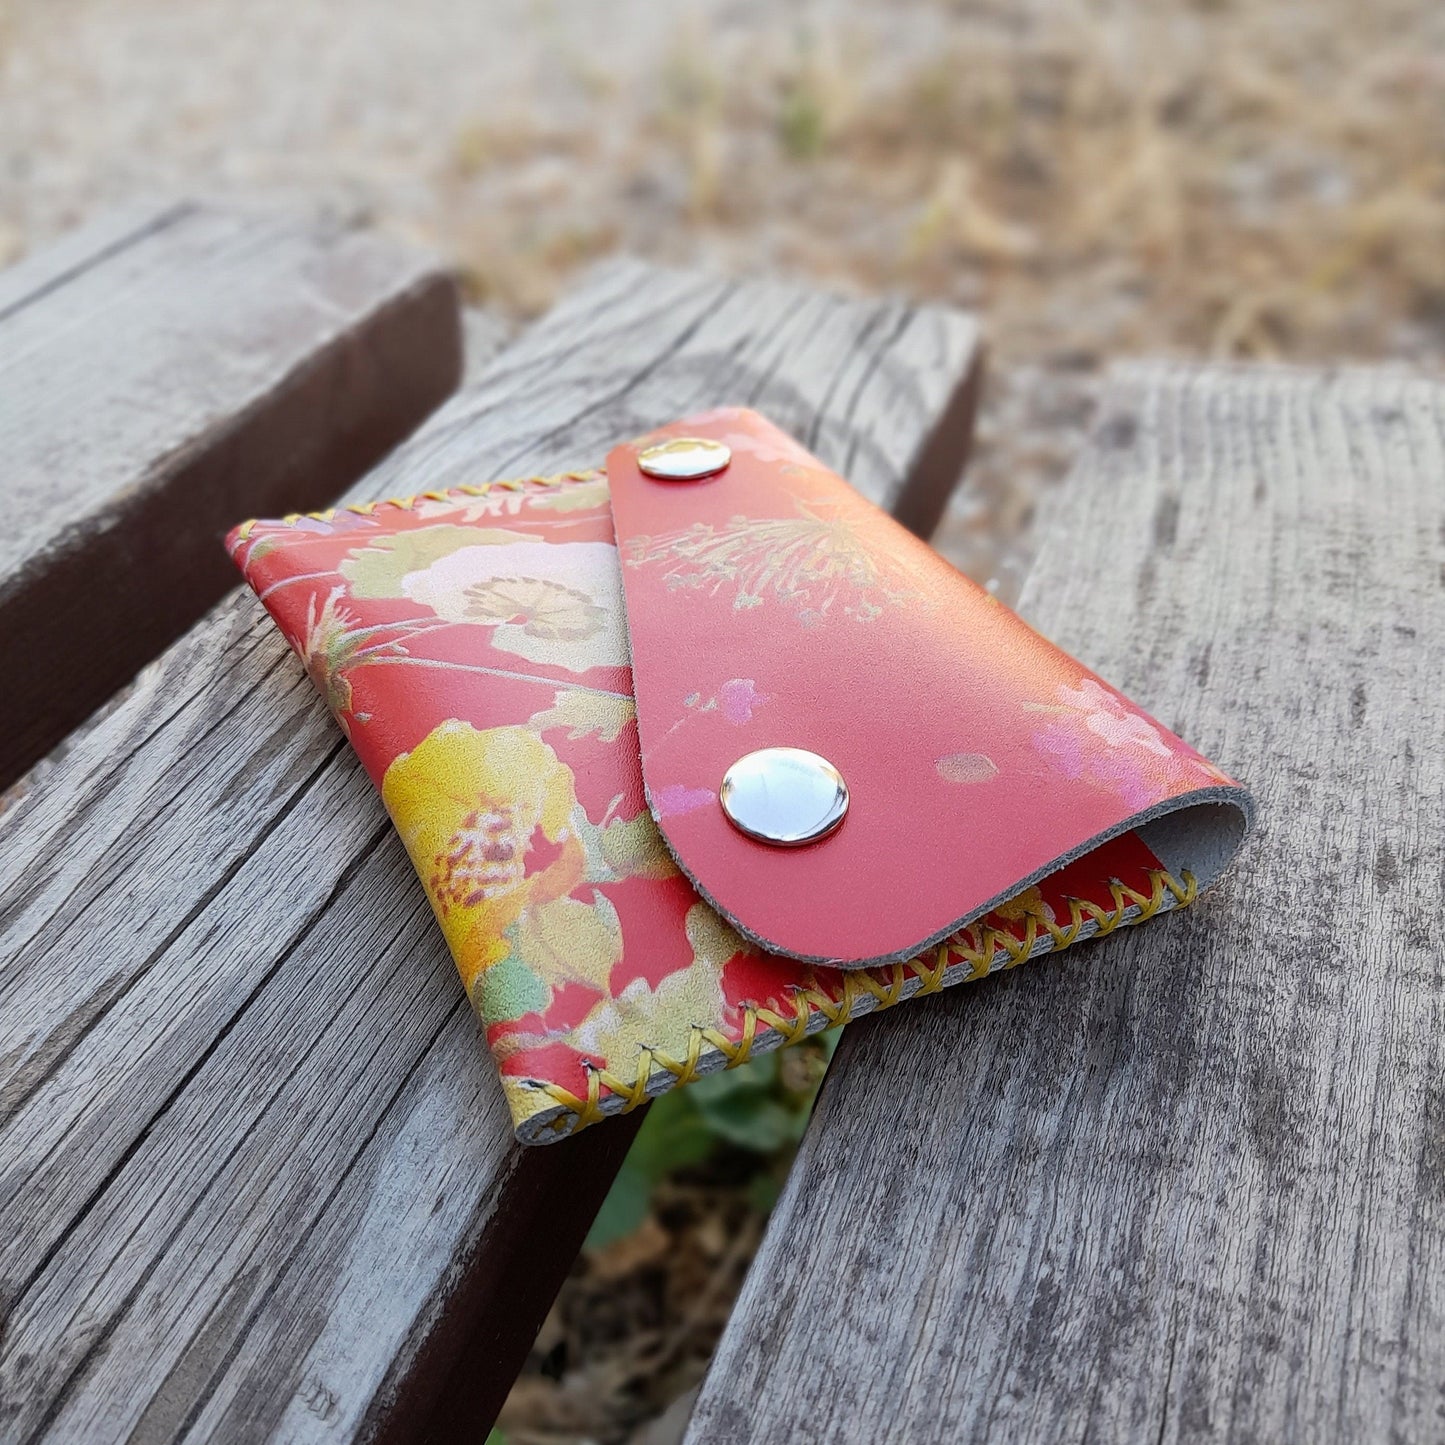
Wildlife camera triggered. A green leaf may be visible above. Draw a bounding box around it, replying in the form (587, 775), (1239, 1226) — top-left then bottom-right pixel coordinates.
(693, 1091), (805, 1153)
(584, 1033), (846, 1251)
(585, 1158), (653, 1250)
(779, 78), (826, 160)
(626, 1088), (716, 1183)
(531, 478), (610, 512)
(689, 1051), (779, 1102)
(585, 1091), (717, 1251)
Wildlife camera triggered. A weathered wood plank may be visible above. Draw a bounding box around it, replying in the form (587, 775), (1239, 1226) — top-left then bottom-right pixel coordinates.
(0, 200), (462, 787)
(458, 306), (516, 384)
(686, 363), (1445, 1444)
(0, 257), (982, 1444)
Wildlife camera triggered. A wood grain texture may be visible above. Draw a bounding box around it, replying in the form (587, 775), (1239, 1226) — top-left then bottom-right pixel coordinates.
(0, 200), (462, 787)
(687, 363), (1445, 1445)
(459, 306), (516, 384)
(0, 256), (981, 1444)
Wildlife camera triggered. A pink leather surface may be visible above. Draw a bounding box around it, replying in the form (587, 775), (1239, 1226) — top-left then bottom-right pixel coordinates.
(609, 408), (1247, 967)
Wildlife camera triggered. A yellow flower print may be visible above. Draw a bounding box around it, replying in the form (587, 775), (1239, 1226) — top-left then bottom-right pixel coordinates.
(512, 892), (622, 992)
(381, 721), (586, 990)
(566, 966), (727, 1066)
(599, 811), (678, 880)
(684, 902), (751, 969)
(528, 688), (636, 743)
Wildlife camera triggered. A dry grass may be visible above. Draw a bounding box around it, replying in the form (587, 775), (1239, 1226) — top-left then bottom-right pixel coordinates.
(423, 0), (1445, 588)
(429, 1), (1445, 360)
(4, 1), (1443, 1439)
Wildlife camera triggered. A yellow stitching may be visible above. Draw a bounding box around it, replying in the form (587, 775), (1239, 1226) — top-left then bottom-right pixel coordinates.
(809, 981), (850, 1027)
(914, 945), (950, 996)
(847, 963), (909, 1011)
(228, 467), (609, 540)
(525, 868), (1199, 1133)
(557, 1063), (606, 1133)
(754, 989), (814, 1045)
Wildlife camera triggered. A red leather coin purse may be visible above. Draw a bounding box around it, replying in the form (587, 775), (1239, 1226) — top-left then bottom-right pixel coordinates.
(229, 408), (1252, 1143)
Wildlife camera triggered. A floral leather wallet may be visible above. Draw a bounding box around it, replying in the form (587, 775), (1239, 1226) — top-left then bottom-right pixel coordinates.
(228, 407), (1252, 1144)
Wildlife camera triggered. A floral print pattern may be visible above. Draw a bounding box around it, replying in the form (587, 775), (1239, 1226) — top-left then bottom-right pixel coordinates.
(229, 413), (1242, 1143)
(343, 529), (630, 675)
(294, 586), (366, 717)
(382, 721), (587, 987)
(624, 501), (924, 626)
(1029, 676), (1228, 810)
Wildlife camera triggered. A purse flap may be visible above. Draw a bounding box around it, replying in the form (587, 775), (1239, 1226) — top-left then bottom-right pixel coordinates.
(608, 407), (1250, 968)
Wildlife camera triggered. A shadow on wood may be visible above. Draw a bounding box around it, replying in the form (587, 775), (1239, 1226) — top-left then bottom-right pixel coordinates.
(0, 201), (463, 788)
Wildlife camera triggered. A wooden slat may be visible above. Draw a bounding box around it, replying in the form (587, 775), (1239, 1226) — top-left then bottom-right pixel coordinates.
(0, 257), (982, 1444)
(458, 307), (516, 384)
(686, 363), (1445, 1444)
(0, 200), (462, 787)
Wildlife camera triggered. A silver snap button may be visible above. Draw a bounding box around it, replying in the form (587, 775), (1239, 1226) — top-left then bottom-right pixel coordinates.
(719, 747), (849, 847)
(637, 437), (731, 481)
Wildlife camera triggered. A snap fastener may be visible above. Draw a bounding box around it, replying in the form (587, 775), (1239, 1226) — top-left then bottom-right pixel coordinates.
(719, 747), (849, 847)
(637, 437), (731, 481)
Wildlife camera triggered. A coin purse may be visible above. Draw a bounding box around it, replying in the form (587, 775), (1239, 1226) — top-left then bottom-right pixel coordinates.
(228, 407), (1253, 1144)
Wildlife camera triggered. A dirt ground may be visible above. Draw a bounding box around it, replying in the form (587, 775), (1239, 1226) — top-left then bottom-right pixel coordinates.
(5, 0), (1442, 1439)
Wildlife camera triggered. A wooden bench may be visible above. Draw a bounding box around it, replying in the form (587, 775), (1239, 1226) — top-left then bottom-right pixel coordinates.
(687, 365), (1445, 1443)
(0, 210), (982, 1442)
(0, 201), (462, 790)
